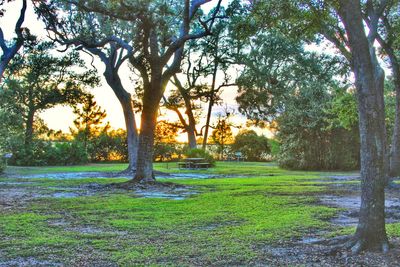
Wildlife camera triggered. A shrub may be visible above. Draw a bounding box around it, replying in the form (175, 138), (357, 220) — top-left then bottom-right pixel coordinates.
(184, 148), (216, 166)
(45, 142), (88, 165)
(154, 143), (176, 162)
(231, 130), (271, 161)
(9, 139), (88, 166)
(0, 159), (5, 173)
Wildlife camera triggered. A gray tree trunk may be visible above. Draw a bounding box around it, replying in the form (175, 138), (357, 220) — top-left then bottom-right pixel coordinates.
(103, 68), (138, 172)
(187, 125), (197, 149)
(388, 56), (400, 177)
(338, 0), (389, 252)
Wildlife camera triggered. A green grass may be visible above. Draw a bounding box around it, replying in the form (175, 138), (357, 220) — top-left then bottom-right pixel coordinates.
(0, 162), (394, 265)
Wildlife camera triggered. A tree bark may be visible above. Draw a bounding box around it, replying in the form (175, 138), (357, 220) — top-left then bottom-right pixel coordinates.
(134, 73), (163, 182)
(388, 54), (400, 177)
(187, 124), (197, 149)
(338, 0), (389, 253)
(24, 108), (35, 147)
(103, 68), (138, 172)
(182, 90), (197, 149)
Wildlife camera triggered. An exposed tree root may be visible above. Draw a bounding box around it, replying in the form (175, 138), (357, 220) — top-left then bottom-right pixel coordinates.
(325, 235), (390, 255)
(116, 168), (170, 177)
(107, 178), (184, 190)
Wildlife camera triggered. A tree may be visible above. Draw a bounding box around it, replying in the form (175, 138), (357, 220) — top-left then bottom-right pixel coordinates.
(235, 31), (325, 123)
(209, 114), (234, 159)
(336, 0), (389, 252)
(249, 0), (391, 253)
(153, 120), (178, 162)
(37, 0), (224, 182)
(71, 94), (107, 153)
(232, 130), (270, 162)
(199, 21), (236, 150)
(162, 46), (209, 149)
(35, 1), (140, 172)
(368, 2), (400, 177)
(277, 86), (360, 170)
(0, 41), (98, 149)
(0, 0), (28, 82)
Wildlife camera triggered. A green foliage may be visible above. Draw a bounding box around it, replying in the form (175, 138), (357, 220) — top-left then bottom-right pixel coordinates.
(88, 129), (128, 162)
(231, 130), (270, 161)
(327, 90), (358, 130)
(0, 41), (98, 166)
(0, 158), (5, 173)
(269, 139), (280, 157)
(45, 142), (88, 166)
(209, 117), (234, 159)
(8, 138), (52, 166)
(71, 94), (107, 152)
(184, 148), (216, 166)
(153, 120), (179, 161)
(8, 139), (88, 166)
(276, 86), (360, 171)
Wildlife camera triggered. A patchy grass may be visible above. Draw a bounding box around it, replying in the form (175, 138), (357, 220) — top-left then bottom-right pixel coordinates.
(1, 162), (395, 265)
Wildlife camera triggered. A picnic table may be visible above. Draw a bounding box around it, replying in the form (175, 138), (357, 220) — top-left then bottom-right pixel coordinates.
(226, 152), (245, 162)
(178, 158), (212, 170)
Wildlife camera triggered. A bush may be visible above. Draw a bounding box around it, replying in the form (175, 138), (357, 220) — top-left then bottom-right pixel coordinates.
(45, 142), (88, 165)
(231, 130), (271, 161)
(88, 130), (128, 162)
(154, 143), (176, 162)
(9, 139), (52, 166)
(9, 139), (88, 166)
(184, 148), (216, 166)
(0, 158), (5, 173)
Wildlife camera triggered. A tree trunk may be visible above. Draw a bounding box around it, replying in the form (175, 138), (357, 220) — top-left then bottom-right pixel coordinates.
(202, 61), (219, 150)
(187, 125), (197, 149)
(183, 92), (197, 149)
(24, 108), (35, 147)
(104, 69), (139, 172)
(122, 97), (139, 171)
(388, 56), (400, 177)
(134, 75), (163, 182)
(338, 0), (389, 253)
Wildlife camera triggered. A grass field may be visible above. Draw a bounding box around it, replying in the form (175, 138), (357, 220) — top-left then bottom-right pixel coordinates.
(0, 162), (399, 265)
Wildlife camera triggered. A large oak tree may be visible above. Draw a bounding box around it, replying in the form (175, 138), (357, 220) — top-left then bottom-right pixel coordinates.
(243, 0), (392, 253)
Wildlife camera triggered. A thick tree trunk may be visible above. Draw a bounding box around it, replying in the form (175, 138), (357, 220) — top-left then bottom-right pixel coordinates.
(134, 75), (163, 182)
(338, 0), (389, 253)
(388, 59), (400, 177)
(104, 69), (138, 172)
